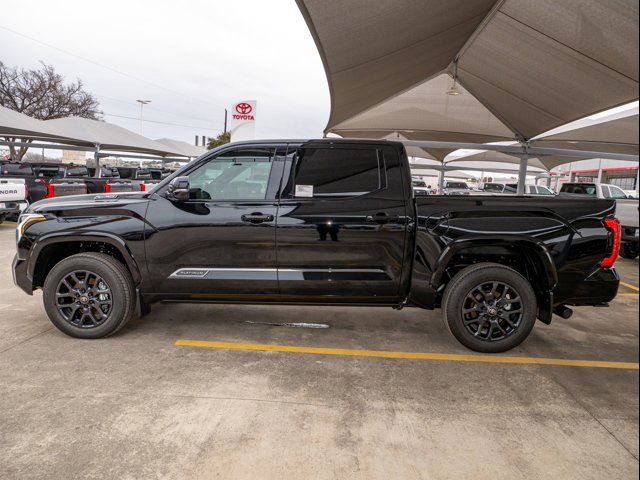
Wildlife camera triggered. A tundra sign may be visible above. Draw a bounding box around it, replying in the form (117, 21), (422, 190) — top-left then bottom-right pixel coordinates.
(230, 100), (257, 142)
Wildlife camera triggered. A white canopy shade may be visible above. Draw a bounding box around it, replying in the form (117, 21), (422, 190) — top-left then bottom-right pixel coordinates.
(43, 117), (183, 157)
(298, 0), (639, 143)
(0, 105), (65, 140)
(155, 138), (207, 158)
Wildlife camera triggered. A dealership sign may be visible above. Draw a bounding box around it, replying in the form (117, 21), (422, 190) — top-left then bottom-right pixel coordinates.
(230, 100), (257, 141)
(233, 102), (255, 121)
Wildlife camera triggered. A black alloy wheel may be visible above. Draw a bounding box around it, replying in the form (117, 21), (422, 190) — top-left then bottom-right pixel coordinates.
(461, 281), (523, 341)
(55, 270), (113, 328)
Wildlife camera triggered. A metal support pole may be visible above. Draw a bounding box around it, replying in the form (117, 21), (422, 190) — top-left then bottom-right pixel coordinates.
(94, 144), (101, 178)
(437, 170), (445, 194)
(596, 158), (604, 184)
(517, 155), (528, 195)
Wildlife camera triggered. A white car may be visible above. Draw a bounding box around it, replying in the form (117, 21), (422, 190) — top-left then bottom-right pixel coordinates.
(442, 180), (472, 195)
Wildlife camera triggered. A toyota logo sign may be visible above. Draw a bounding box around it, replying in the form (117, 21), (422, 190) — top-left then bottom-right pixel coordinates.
(235, 103), (253, 115)
(232, 101), (255, 121)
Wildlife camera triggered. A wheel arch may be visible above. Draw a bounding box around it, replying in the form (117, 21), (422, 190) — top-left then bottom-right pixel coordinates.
(29, 232), (142, 289)
(431, 237), (558, 324)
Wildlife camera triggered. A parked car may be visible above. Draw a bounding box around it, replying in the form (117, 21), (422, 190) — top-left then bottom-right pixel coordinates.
(0, 161), (48, 203)
(411, 177), (431, 196)
(26, 163), (89, 198)
(482, 183), (555, 195)
(116, 167), (163, 191)
(29, 162), (143, 195)
(14, 139), (621, 353)
(560, 182), (638, 259)
(442, 180), (472, 195)
(0, 177), (28, 223)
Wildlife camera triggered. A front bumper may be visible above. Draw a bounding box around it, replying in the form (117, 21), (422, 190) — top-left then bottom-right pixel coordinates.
(12, 254), (33, 295)
(562, 267), (620, 306)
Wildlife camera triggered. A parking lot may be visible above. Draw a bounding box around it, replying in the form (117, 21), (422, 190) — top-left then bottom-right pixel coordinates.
(0, 221), (638, 479)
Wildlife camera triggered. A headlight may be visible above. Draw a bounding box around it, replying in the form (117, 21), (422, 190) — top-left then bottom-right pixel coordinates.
(16, 214), (47, 243)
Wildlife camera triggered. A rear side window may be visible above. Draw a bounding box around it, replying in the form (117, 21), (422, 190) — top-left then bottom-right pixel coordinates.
(294, 148), (382, 197)
(36, 167), (60, 178)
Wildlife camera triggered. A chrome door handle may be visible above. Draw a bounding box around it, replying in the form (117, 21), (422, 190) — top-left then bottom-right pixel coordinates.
(241, 213), (274, 224)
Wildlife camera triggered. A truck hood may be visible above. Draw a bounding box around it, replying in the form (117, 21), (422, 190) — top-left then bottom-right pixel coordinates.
(27, 192), (151, 215)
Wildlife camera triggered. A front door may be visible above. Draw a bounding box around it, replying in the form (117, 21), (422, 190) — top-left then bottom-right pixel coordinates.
(275, 142), (409, 303)
(144, 145), (285, 298)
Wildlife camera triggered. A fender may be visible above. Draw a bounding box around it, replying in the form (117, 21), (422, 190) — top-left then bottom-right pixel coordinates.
(27, 231), (142, 285)
(430, 236), (558, 324)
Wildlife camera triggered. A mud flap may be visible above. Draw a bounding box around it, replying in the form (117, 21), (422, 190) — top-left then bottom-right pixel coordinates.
(537, 291), (553, 325)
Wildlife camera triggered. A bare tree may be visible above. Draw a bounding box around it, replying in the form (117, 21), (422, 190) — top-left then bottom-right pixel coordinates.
(0, 61), (102, 161)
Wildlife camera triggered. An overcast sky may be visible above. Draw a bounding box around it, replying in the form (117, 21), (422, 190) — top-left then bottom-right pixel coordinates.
(0, 0), (330, 143)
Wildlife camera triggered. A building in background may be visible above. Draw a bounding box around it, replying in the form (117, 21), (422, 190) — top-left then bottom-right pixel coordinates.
(551, 159), (639, 192)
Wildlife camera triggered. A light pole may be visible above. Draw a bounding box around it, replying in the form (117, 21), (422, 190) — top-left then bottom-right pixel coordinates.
(136, 99), (151, 135)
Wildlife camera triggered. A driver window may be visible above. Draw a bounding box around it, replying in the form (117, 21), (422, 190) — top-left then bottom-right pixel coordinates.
(187, 148), (275, 200)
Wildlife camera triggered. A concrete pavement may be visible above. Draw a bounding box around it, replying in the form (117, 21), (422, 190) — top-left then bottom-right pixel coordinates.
(0, 221), (637, 479)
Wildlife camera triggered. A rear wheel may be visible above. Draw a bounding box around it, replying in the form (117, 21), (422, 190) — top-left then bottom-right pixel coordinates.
(620, 243), (639, 259)
(43, 253), (135, 338)
(442, 263), (537, 353)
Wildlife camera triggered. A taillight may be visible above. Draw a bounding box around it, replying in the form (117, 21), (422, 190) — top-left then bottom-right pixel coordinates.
(601, 217), (621, 268)
(139, 183), (146, 192)
(45, 183), (55, 198)
(104, 183), (111, 193)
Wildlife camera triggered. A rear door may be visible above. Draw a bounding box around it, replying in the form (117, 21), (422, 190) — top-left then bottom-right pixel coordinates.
(275, 143), (409, 302)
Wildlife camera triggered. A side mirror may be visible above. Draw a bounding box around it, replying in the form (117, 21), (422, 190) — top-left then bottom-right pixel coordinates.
(167, 176), (190, 202)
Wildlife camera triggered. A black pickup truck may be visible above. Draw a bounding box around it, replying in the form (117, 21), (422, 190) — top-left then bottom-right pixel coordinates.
(12, 140), (621, 352)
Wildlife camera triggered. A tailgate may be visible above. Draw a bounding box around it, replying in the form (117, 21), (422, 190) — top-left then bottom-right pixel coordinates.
(0, 179), (27, 202)
(106, 180), (136, 192)
(48, 179), (87, 197)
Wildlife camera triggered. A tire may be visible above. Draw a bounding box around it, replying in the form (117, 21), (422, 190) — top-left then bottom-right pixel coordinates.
(620, 243), (639, 260)
(0, 213), (6, 224)
(442, 263), (537, 353)
(43, 253), (135, 339)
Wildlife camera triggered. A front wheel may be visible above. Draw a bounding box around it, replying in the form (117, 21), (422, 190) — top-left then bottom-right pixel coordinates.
(43, 253), (135, 338)
(442, 263), (538, 353)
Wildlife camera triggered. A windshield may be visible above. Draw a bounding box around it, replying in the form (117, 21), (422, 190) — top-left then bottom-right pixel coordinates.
(483, 183), (504, 192)
(0, 163), (34, 175)
(561, 184), (597, 195)
(412, 180), (426, 187)
(446, 182), (468, 189)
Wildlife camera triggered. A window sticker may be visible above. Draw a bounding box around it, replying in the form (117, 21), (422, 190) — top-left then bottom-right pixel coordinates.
(295, 184), (314, 197)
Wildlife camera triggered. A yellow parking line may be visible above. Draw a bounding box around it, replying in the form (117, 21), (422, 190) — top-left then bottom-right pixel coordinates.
(175, 339), (639, 370)
(619, 293), (639, 297)
(620, 281), (639, 292)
